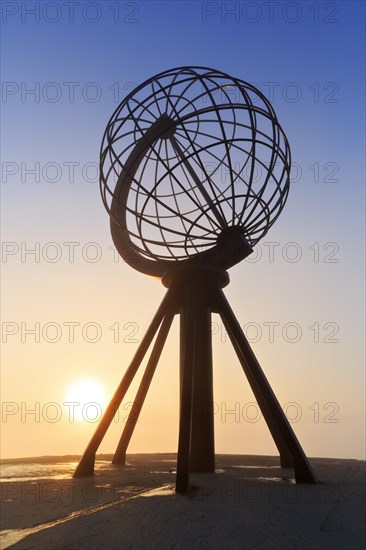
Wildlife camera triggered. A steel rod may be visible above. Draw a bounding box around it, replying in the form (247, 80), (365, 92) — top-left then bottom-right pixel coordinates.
(112, 311), (175, 464)
(216, 288), (317, 483)
(189, 283), (215, 473)
(73, 288), (176, 478)
(170, 136), (227, 229)
(176, 285), (196, 492)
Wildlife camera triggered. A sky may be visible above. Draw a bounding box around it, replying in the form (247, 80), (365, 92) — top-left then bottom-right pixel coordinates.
(1, 0), (365, 462)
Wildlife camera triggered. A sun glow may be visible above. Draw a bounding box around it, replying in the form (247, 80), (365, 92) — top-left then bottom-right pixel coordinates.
(65, 379), (107, 422)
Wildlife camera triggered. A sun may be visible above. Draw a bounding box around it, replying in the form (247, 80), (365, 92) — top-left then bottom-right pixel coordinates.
(65, 379), (107, 422)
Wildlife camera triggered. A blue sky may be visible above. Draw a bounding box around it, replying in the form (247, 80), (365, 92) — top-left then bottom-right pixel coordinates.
(1, 1), (365, 460)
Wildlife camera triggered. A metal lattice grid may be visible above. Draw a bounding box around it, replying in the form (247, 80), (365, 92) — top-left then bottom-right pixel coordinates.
(100, 66), (291, 270)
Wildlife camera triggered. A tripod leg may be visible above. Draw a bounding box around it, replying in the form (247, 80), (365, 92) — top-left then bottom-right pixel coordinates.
(176, 286), (196, 493)
(73, 288), (176, 478)
(112, 312), (175, 464)
(216, 289), (317, 483)
(189, 287), (215, 473)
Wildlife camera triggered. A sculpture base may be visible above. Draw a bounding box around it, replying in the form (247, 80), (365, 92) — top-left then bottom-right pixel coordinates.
(74, 269), (318, 491)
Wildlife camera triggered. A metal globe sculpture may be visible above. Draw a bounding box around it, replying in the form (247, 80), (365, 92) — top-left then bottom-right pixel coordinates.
(75, 67), (317, 491)
(100, 66), (290, 276)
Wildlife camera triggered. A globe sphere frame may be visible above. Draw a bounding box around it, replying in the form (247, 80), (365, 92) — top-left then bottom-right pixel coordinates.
(99, 66), (291, 277)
